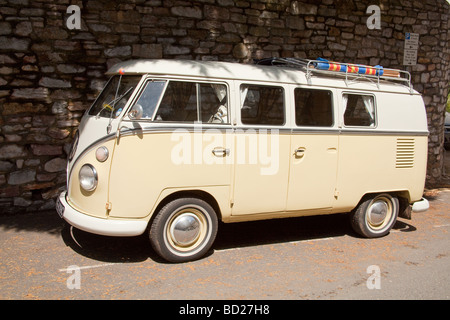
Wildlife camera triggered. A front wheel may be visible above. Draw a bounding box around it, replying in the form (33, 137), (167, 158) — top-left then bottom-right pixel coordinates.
(350, 193), (399, 238)
(149, 198), (218, 263)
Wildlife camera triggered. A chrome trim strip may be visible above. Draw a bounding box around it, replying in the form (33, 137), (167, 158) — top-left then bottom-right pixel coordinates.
(291, 129), (339, 135)
(118, 126), (293, 137)
(339, 130), (429, 136)
(108, 125), (429, 138)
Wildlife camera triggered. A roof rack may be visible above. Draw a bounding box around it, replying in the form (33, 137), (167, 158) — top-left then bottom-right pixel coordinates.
(254, 57), (412, 91)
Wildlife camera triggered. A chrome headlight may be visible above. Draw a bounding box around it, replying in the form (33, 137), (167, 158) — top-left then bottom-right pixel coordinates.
(79, 164), (98, 192)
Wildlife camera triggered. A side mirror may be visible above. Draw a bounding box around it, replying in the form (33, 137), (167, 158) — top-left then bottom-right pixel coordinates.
(128, 104), (143, 120)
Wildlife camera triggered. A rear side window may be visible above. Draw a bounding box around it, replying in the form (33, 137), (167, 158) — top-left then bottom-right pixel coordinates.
(154, 80), (229, 123)
(343, 93), (376, 127)
(240, 84), (285, 125)
(294, 88), (333, 127)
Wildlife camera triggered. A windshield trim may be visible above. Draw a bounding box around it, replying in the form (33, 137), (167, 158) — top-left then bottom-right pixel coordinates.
(119, 76), (169, 122)
(87, 75), (144, 119)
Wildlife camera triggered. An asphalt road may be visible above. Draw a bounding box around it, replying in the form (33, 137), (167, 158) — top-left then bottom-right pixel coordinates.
(0, 189), (449, 302)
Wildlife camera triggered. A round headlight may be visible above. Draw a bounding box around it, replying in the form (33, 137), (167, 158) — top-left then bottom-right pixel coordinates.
(95, 146), (109, 162)
(79, 164), (98, 192)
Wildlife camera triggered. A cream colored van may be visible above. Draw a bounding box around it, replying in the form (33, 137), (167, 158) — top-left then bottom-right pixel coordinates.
(57, 58), (429, 262)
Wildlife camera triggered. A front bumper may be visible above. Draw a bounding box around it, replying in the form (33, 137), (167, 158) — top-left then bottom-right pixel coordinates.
(57, 191), (148, 237)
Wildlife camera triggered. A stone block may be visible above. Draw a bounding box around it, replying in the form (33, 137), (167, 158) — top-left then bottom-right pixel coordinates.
(0, 36), (30, 51)
(39, 77), (72, 88)
(47, 128), (70, 140)
(30, 144), (63, 156)
(132, 44), (163, 58)
(0, 22), (12, 35)
(104, 46), (132, 57)
(171, 6), (202, 19)
(290, 2), (317, 15)
(8, 169), (36, 185)
(233, 43), (249, 59)
(0, 161), (14, 172)
(44, 158), (67, 173)
(0, 145), (28, 159)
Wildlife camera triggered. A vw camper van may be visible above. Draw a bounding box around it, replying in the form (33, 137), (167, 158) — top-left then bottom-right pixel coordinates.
(57, 58), (429, 262)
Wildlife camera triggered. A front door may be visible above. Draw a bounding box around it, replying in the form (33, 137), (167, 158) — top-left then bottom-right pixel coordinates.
(109, 78), (233, 218)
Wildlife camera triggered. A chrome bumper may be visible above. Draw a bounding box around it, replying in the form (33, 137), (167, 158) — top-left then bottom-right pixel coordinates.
(411, 197), (429, 213)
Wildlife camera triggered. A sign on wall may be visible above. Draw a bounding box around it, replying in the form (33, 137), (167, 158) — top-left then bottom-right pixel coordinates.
(403, 32), (419, 66)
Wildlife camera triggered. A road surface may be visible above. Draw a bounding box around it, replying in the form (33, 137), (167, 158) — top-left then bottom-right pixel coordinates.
(0, 189), (449, 302)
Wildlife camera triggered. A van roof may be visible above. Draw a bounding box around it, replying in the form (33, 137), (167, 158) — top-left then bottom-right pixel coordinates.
(106, 59), (418, 95)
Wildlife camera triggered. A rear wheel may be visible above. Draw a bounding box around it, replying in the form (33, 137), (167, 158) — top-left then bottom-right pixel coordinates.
(149, 198), (218, 263)
(350, 193), (399, 238)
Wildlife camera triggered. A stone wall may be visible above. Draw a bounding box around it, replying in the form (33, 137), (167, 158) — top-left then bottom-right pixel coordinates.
(0, 0), (449, 214)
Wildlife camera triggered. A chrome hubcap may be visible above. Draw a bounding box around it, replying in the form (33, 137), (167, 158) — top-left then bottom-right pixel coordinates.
(368, 200), (388, 227)
(169, 213), (201, 247)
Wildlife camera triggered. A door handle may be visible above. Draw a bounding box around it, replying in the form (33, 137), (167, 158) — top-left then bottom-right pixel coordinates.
(294, 147), (305, 158)
(212, 147), (230, 157)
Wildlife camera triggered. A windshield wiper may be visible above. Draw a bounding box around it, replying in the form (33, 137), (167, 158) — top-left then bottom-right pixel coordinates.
(95, 86), (134, 119)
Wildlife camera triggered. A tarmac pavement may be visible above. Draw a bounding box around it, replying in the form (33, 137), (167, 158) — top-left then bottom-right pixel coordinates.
(0, 188), (449, 301)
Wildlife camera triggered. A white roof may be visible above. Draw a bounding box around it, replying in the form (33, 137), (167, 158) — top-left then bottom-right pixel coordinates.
(106, 59), (418, 95)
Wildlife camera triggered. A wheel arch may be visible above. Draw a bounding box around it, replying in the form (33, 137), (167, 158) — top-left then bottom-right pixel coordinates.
(351, 190), (412, 220)
(149, 189), (223, 225)
(353, 190), (410, 211)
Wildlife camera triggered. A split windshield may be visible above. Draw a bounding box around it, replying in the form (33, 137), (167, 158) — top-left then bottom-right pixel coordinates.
(88, 75), (142, 118)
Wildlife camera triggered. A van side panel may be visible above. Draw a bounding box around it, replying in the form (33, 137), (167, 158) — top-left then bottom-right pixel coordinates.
(333, 92), (428, 212)
(333, 134), (427, 213)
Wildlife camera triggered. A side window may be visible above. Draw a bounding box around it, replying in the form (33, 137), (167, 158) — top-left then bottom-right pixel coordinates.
(155, 81), (196, 122)
(240, 84), (284, 125)
(343, 93), (376, 127)
(200, 83), (228, 123)
(155, 81), (228, 123)
(133, 80), (166, 119)
(294, 88), (333, 127)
